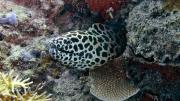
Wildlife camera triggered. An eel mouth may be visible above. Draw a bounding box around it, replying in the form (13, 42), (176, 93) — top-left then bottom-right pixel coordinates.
(49, 43), (74, 58)
(57, 48), (74, 54)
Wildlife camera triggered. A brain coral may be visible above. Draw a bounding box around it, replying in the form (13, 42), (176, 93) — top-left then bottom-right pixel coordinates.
(89, 58), (139, 101)
(127, 0), (180, 66)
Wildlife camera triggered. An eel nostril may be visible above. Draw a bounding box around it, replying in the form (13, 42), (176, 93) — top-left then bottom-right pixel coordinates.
(50, 43), (57, 49)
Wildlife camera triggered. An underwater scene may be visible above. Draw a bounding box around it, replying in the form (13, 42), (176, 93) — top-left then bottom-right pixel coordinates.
(0, 0), (179, 101)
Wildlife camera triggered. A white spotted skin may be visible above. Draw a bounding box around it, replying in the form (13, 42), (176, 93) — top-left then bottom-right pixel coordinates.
(49, 23), (126, 70)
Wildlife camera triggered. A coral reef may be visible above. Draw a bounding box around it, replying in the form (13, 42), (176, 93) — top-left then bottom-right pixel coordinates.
(85, 0), (127, 19)
(0, 1), (58, 100)
(0, 11), (17, 25)
(0, 70), (32, 96)
(127, 0), (180, 66)
(0, 70), (52, 101)
(0, 0), (179, 101)
(13, 0), (41, 7)
(46, 69), (99, 101)
(123, 58), (180, 101)
(54, 0), (94, 32)
(13, 0), (65, 23)
(0, 0), (32, 22)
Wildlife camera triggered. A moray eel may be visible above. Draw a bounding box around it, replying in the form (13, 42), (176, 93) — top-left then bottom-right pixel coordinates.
(89, 58), (140, 101)
(49, 23), (139, 101)
(49, 23), (127, 70)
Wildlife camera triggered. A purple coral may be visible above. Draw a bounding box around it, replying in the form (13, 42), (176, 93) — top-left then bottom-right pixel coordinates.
(0, 11), (17, 25)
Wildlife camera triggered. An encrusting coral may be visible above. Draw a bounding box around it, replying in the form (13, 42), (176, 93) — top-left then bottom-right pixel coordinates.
(16, 90), (52, 101)
(127, 0), (180, 66)
(0, 70), (52, 101)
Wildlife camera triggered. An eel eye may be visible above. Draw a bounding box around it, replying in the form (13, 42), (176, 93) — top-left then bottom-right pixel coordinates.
(49, 44), (57, 56)
(49, 48), (56, 56)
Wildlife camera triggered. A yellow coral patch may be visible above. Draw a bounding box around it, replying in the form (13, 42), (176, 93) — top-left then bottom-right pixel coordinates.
(0, 70), (52, 101)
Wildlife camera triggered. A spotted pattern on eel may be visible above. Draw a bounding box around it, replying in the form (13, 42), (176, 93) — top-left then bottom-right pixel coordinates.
(89, 58), (140, 101)
(49, 23), (127, 70)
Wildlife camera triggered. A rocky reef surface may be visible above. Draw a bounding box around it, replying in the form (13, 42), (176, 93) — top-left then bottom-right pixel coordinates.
(127, 0), (180, 66)
(0, 0), (179, 101)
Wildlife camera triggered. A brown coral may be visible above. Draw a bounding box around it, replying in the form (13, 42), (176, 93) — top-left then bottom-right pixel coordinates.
(13, 0), (40, 8)
(163, 0), (180, 11)
(89, 58), (139, 101)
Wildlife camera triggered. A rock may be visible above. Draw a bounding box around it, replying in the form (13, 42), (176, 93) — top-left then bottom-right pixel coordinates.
(124, 59), (180, 101)
(127, 0), (180, 66)
(50, 70), (100, 101)
(0, 32), (5, 41)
